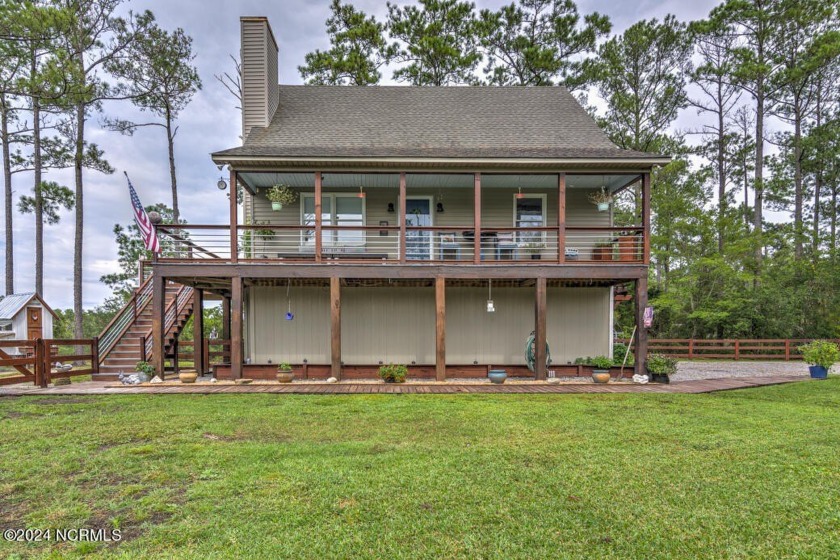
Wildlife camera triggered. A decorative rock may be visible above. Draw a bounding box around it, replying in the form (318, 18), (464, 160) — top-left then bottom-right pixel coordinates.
(546, 378), (561, 385)
(149, 376), (163, 384)
(209, 378), (218, 383)
(234, 378), (253, 385)
(632, 374), (649, 384)
(53, 377), (71, 386)
(326, 377), (338, 383)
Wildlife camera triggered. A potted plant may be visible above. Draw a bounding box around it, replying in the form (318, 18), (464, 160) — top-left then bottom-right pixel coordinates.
(588, 187), (613, 212)
(255, 222), (275, 258)
(276, 362), (294, 383)
(266, 184), (298, 211)
(798, 340), (839, 379)
(646, 353), (677, 384)
(590, 355), (613, 383)
(522, 242), (545, 260)
(378, 363), (407, 383)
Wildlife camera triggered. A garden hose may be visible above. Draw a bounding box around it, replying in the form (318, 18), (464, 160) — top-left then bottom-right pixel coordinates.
(525, 330), (551, 373)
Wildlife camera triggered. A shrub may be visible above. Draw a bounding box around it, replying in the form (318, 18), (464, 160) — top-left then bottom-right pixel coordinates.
(590, 355), (613, 370)
(266, 184), (298, 206)
(573, 356), (592, 365)
(278, 362), (292, 372)
(798, 340), (840, 368)
(135, 361), (156, 375)
(647, 354), (678, 376)
(612, 343), (635, 366)
(378, 363), (408, 383)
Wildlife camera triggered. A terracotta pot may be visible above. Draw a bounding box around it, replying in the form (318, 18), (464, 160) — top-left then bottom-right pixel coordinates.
(276, 370), (294, 383)
(592, 371), (611, 384)
(179, 372), (198, 384)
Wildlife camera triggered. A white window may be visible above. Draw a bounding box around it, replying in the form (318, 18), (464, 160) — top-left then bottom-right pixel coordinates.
(513, 194), (546, 244)
(301, 194), (365, 247)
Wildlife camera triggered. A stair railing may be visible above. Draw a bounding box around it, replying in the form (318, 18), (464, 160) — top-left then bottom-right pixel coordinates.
(97, 275), (155, 363)
(144, 284), (194, 360)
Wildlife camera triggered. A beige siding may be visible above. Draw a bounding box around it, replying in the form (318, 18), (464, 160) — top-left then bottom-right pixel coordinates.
(240, 18), (278, 139)
(246, 286), (330, 363)
(247, 286), (610, 366)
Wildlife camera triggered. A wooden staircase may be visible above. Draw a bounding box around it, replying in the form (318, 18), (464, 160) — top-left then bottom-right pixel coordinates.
(93, 276), (194, 381)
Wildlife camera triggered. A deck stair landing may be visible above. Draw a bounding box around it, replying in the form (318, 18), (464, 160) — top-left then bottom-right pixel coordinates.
(93, 276), (194, 381)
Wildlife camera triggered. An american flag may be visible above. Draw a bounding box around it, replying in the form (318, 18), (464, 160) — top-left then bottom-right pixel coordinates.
(125, 172), (160, 253)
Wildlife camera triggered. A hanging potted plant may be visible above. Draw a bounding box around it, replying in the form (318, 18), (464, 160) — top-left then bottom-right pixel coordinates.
(255, 222), (274, 258)
(588, 187), (613, 212)
(798, 340), (839, 379)
(522, 242), (545, 260)
(590, 355), (613, 383)
(276, 362), (294, 383)
(266, 184), (298, 211)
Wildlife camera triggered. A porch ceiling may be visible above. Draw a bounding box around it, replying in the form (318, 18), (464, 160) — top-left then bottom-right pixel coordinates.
(238, 172), (639, 192)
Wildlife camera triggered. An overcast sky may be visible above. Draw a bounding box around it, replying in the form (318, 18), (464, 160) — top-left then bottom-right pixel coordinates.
(2, 0), (724, 309)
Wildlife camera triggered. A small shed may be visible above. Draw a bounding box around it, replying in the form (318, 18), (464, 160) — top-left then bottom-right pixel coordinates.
(0, 293), (57, 341)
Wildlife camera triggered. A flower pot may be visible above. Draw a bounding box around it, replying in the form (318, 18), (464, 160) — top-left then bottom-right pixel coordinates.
(650, 373), (670, 384)
(530, 254), (541, 260)
(808, 365), (828, 379)
(179, 372), (198, 384)
(597, 202), (610, 212)
(488, 369), (507, 384)
(592, 370), (610, 383)
(276, 370), (294, 383)
(271, 201), (283, 211)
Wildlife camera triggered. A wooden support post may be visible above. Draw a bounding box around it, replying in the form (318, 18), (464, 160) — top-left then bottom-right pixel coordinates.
(399, 172), (407, 263)
(315, 171), (323, 263)
(330, 277), (341, 379)
(151, 272), (166, 378)
(474, 173), (482, 263)
(173, 337), (180, 375)
(34, 338), (45, 388)
(634, 276), (648, 376)
(534, 277), (547, 380)
(230, 169), (238, 263)
(642, 173), (651, 265)
(222, 297), (231, 341)
(557, 173), (566, 263)
(193, 289), (205, 375)
(230, 277), (243, 379)
(91, 336), (100, 374)
(435, 276), (446, 381)
(784, 340), (790, 361)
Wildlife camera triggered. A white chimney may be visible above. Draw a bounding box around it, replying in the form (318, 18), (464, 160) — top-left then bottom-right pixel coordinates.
(240, 16), (279, 140)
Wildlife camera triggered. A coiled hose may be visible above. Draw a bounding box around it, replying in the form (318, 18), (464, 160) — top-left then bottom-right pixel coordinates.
(525, 330), (551, 373)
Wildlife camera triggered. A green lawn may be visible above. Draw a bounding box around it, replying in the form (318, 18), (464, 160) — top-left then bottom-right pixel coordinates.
(1, 380), (839, 559)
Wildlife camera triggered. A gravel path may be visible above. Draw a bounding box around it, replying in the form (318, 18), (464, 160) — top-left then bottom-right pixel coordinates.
(671, 361), (823, 381)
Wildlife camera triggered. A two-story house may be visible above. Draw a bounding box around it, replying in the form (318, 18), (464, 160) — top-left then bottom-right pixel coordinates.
(144, 16), (668, 381)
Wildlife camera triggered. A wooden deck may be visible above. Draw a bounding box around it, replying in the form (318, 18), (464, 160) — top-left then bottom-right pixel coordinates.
(0, 375), (810, 396)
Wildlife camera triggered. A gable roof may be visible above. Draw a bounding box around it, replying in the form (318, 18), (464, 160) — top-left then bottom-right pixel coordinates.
(212, 85), (669, 166)
(0, 293), (58, 320)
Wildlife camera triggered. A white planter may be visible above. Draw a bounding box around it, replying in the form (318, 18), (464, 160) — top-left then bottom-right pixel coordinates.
(597, 202), (610, 212)
(271, 202), (283, 211)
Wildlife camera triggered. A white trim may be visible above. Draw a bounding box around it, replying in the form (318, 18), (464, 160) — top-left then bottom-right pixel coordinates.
(213, 155), (672, 167)
(608, 286), (614, 360)
(300, 193), (367, 248)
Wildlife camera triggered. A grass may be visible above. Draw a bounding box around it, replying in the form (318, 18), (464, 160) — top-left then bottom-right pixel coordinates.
(1, 380), (839, 559)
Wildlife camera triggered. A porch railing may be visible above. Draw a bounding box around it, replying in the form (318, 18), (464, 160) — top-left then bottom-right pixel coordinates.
(153, 224), (645, 264)
(97, 275), (154, 362)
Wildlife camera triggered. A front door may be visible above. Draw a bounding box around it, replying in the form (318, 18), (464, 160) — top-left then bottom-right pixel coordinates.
(405, 197), (433, 260)
(26, 307), (42, 340)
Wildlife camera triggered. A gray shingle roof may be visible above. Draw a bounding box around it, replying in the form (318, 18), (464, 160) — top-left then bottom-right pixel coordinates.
(212, 85), (665, 161)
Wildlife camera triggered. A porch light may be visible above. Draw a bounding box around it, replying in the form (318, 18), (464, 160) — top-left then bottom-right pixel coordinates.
(486, 279), (495, 313)
(387, 202), (395, 213)
(217, 177), (227, 190)
(436, 202), (444, 213)
(515, 187), (525, 199)
(357, 186), (366, 198)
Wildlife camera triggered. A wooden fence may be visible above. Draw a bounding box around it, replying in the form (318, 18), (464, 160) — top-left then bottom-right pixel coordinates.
(174, 338), (230, 373)
(0, 338), (99, 387)
(619, 338), (840, 360)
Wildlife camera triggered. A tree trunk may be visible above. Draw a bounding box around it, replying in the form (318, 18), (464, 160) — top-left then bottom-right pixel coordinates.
(793, 104), (803, 259)
(73, 97), (85, 339)
(32, 52), (43, 297)
(753, 81), (764, 273)
(1, 98), (13, 295)
(813, 87), (822, 256)
(717, 98), (725, 254)
(166, 110), (179, 224)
